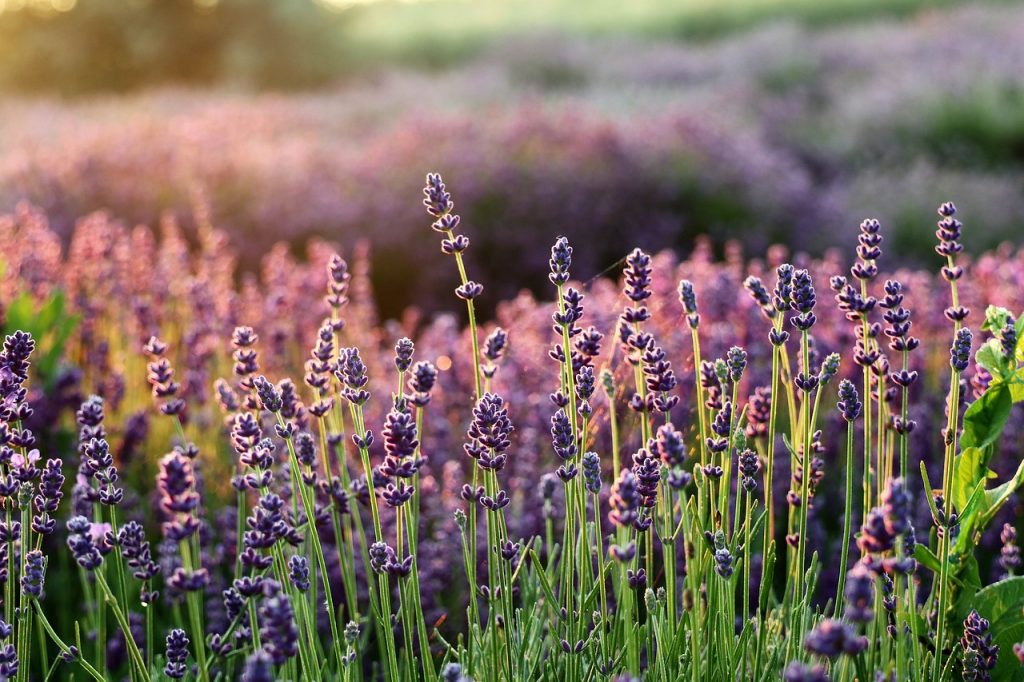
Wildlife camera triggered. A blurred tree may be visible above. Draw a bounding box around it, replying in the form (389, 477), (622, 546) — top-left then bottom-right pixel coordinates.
(0, 0), (349, 93)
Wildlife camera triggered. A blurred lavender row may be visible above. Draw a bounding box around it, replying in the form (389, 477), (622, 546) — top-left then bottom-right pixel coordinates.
(1, 3), (1022, 315)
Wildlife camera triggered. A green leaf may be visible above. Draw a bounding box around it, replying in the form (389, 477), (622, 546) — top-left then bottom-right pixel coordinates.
(913, 544), (941, 574)
(972, 576), (1024, 628)
(971, 577), (1024, 682)
(953, 447), (987, 512)
(977, 339), (1010, 380)
(953, 554), (983, 622)
(960, 384), (1012, 452)
(980, 457), (1024, 531)
(982, 305), (1013, 334)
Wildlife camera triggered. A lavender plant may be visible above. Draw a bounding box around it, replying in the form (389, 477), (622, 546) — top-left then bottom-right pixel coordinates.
(0, 177), (1022, 682)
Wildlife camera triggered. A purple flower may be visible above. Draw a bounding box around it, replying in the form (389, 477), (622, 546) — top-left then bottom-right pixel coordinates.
(804, 619), (867, 658)
(837, 380), (862, 422)
(549, 237), (573, 286)
(844, 561), (874, 623)
(259, 580), (298, 665)
(31, 458), (64, 534)
(582, 452), (602, 494)
(962, 610), (998, 681)
(66, 515), (103, 571)
(783, 662), (831, 682)
(118, 520), (161, 587)
(241, 650), (274, 682)
(164, 628), (189, 679)
(950, 327), (973, 373)
(655, 423), (686, 469)
(394, 338), (415, 373)
(287, 555), (310, 592)
(550, 409), (576, 462)
(609, 469), (644, 531)
(21, 550), (44, 599)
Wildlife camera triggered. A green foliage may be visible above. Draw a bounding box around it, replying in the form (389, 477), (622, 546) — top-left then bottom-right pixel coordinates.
(2, 290), (78, 387)
(932, 305), (1024, 672)
(968, 578), (1024, 681)
(0, 0), (348, 94)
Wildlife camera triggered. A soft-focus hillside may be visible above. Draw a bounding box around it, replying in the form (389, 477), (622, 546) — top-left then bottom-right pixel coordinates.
(1, 3), (1023, 315)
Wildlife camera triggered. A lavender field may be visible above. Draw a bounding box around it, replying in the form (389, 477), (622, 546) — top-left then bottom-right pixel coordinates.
(1, 1), (1024, 681)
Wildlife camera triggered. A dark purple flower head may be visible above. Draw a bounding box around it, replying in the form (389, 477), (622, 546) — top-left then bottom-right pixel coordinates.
(582, 452), (601, 494)
(844, 561), (874, 623)
(337, 348), (370, 405)
(288, 555), (310, 592)
(935, 201), (964, 260)
(739, 449), (759, 492)
(66, 515), (103, 571)
(961, 610), (998, 681)
(467, 393), (513, 466)
(117, 520), (160, 585)
(0, 331), (34, 383)
(655, 423), (686, 469)
(253, 376), (282, 413)
(394, 338), (415, 373)
(631, 448), (660, 511)
(743, 276), (773, 318)
(678, 280), (699, 328)
(623, 248), (652, 304)
(32, 458), (64, 534)
(21, 549), (44, 599)
(727, 346), (747, 383)
(423, 172), (454, 218)
(294, 431), (317, 470)
(642, 341), (678, 412)
(549, 237), (573, 286)
(609, 469), (643, 531)
(783, 662), (831, 682)
(790, 269), (817, 330)
(241, 650), (274, 682)
(164, 628), (189, 679)
(259, 580), (298, 665)
(837, 379), (861, 422)
(408, 361), (438, 406)
(951, 328), (973, 373)
(773, 264), (794, 312)
(548, 409), (576, 463)
(804, 619), (867, 658)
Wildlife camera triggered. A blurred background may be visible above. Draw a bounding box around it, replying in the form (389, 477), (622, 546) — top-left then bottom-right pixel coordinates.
(1, 0), (1022, 318)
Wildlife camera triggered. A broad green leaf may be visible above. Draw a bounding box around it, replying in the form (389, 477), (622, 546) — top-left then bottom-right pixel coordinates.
(972, 577), (1024, 682)
(991, 621), (1024, 682)
(960, 384), (1012, 452)
(982, 305), (1013, 334)
(972, 576), (1024, 629)
(980, 457), (1024, 530)
(953, 447), (987, 512)
(955, 481), (991, 556)
(977, 339), (1010, 380)
(913, 544), (941, 574)
(953, 554), (983, 622)
(1012, 368), (1024, 403)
